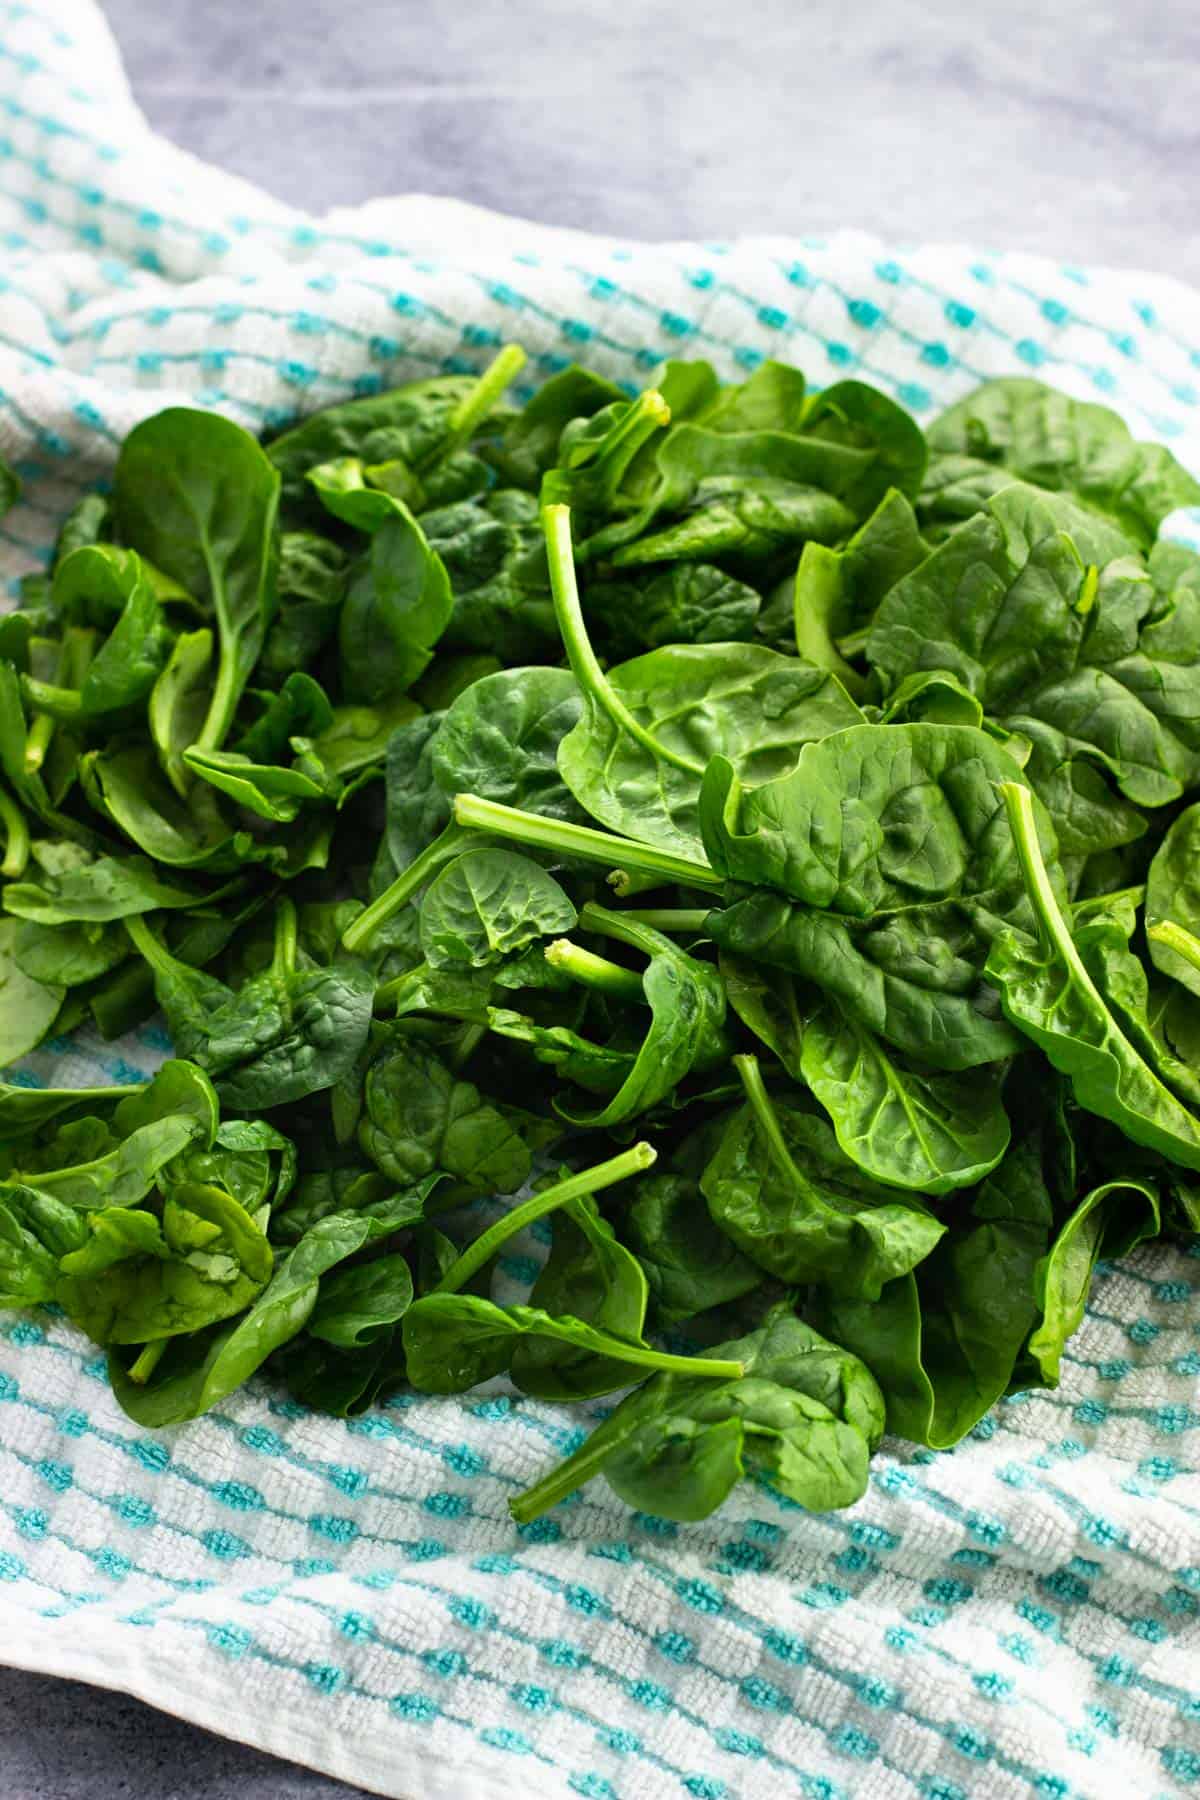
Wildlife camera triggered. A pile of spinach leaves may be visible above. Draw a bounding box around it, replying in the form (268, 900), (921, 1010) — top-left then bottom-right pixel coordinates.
(1, 349), (1198, 1526)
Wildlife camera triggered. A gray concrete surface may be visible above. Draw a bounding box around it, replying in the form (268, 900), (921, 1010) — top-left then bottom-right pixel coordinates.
(3, 2), (1199, 1796)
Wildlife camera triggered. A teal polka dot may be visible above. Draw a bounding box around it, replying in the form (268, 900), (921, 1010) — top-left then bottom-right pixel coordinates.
(390, 1690), (440, 1723)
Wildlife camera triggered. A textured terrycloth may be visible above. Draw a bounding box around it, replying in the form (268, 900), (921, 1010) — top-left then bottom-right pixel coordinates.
(2, 6), (1200, 1798)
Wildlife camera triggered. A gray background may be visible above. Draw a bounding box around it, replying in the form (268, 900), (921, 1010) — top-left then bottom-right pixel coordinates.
(2, 1), (1197, 1796)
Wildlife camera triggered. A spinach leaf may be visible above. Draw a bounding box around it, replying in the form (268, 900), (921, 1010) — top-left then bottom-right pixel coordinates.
(419, 849), (576, 969)
(338, 503), (452, 704)
(260, 531), (349, 679)
(56, 1180), (274, 1346)
(307, 1253), (414, 1350)
(924, 376), (1200, 549)
(3, 852), (211, 923)
(793, 487), (927, 690)
(149, 628), (214, 796)
(623, 1169), (761, 1324)
(358, 1040), (531, 1195)
(987, 781), (1200, 1169)
(868, 487), (1200, 812)
(820, 1111), (1057, 1447)
(12, 918), (129, 987)
(125, 904), (374, 1111)
(403, 1291), (743, 1396)
(798, 1003), (1010, 1194)
(113, 408), (281, 752)
(1026, 1175), (1159, 1384)
(0, 917), (64, 1063)
(108, 1214), (372, 1425)
(703, 723), (1053, 1069)
(486, 364), (625, 490)
(549, 503), (861, 860)
(1147, 803), (1200, 998)
(701, 1055), (945, 1297)
(421, 489), (557, 660)
(510, 1306), (885, 1524)
(26, 546), (173, 720)
(552, 905), (728, 1128)
(432, 665), (585, 821)
(510, 1194), (656, 1399)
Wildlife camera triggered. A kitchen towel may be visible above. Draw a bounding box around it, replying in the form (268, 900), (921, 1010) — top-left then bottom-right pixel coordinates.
(1, 5), (1200, 1797)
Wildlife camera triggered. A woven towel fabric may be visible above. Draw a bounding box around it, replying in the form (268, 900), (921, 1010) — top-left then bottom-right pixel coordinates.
(3, 6), (1200, 1798)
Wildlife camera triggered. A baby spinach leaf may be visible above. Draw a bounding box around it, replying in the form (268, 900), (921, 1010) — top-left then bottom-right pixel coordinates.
(421, 489), (558, 660)
(486, 364), (625, 490)
(582, 564), (761, 660)
(869, 488), (1200, 811)
(419, 848), (576, 969)
(701, 1056), (945, 1297)
(0, 1183), (87, 1306)
(798, 1003), (1010, 1194)
(0, 918), (64, 1063)
(1026, 1174), (1159, 1384)
(986, 781), (1200, 1170)
(81, 743), (272, 873)
(182, 747), (328, 824)
(1147, 803), (1200, 998)
(3, 852), (212, 924)
(432, 665), (585, 821)
(307, 1252), (414, 1350)
(553, 905), (727, 1128)
(56, 1179), (274, 1346)
(820, 1113), (1057, 1447)
(108, 1213), (372, 1425)
(623, 1169), (762, 1324)
(149, 628), (214, 796)
(793, 487), (927, 689)
(358, 1040), (531, 1195)
(259, 529), (349, 681)
(510, 1194), (655, 1400)
(113, 408), (281, 752)
(511, 1306), (885, 1524)
(27, 546), (173, 720)
(338, 503), (452, 703)
(549, 502), (862, 860)
(924, 376), (1200, 550)
(403, 1292), (741, 1396)
(125, 905), (374, 1112)
(12, 918), (129, 987)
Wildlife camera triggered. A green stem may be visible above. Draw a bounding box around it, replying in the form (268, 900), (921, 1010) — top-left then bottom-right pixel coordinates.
(734, 1052), (801, 1182)
(195, 647), (240, 755)
(24, 628), (93, 767)
(835, 628), (869, 659)
(447, 1021), (487, 1071)
(433, 1142), (658, 1295)
(272, 896), (298, 979)
(510, 1428), (638, 1525)
(452, 793), (723, 892)
(615, 909), (711, 933)
(1000, 782), (1096, 994)
(0, 781), (30, 879)
(579, 901), (678, 958)
(542, 503), (703, 779)
(22, 677), (83, 728)
(544, 939), (645, 1001)
(123, 912), (173, 977)
(341, 820), (475, 954)
(509, 1337), (747, 1525)
(440, 344), (527, 457)
(1147, 918), (1200, 975)
(128, 1340), (167, 1385)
